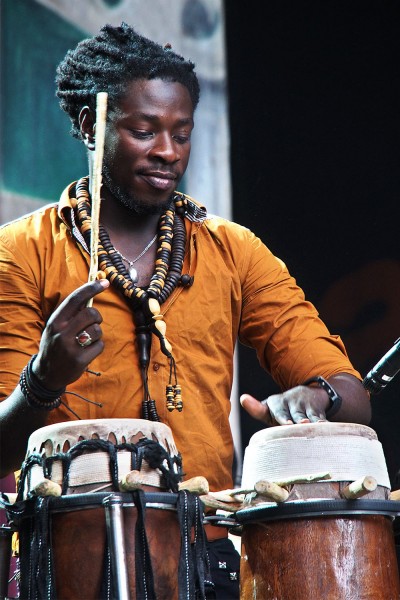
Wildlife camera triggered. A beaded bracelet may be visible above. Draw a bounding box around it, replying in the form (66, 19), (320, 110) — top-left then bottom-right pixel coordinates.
(19, 355), (65, 411)
(302, 375), (343, 419)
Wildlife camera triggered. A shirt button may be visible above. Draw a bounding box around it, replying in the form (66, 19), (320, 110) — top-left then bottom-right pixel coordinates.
(153, 363), (160, 371)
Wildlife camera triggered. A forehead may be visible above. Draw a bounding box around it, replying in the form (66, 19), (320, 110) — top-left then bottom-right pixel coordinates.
(114, 78), (194, 121)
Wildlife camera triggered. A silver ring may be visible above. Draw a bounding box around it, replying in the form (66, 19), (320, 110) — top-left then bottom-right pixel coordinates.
(76, 330), (93, 348)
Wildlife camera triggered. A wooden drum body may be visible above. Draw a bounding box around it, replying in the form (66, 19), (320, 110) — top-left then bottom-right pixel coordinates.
(237, 422), (400, 600)
(18, 491), (182, 600)
(13, 419), (205, 600)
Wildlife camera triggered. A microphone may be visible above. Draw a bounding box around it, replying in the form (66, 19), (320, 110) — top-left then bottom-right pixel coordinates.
(363, 337), (400, 394)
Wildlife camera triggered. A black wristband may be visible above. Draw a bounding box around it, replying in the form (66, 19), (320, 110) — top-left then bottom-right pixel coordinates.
(19, 355), (65, 411)
(302, 375), (343, 419)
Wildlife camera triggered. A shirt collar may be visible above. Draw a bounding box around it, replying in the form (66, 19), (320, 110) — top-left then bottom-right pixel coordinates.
(59, 180), (208, 232)
(58, 181), (89, 252)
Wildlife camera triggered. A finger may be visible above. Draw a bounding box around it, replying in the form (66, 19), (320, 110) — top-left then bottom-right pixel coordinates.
(70, 310), (104, 336)
(306, 409), (327, 423)
(240, 394), (273, 425)
(287, 409), (311, 424)
(75, 323), (103, 347)
(50, 280), (109, 323)
(268, 409), (294, 425)
(75, 338), (105, 364)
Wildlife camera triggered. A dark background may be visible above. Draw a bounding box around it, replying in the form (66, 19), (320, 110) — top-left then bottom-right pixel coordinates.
(224, 0), (400, 485)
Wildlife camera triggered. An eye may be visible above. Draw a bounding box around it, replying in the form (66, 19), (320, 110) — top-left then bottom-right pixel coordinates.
(130, 129), (153, 139)
(173, 133), (191, 144)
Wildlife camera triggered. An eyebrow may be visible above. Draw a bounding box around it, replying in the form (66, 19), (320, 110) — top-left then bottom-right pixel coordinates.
(131, 112), (194, 126)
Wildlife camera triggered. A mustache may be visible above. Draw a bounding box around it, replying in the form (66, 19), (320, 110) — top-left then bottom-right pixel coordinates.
(101, 170), (173, 216)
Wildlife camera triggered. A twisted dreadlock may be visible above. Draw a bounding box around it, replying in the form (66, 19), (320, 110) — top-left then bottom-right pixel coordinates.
(55, 22), (200, 139)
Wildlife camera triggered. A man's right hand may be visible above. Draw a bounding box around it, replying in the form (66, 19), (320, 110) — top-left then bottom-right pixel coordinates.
(32, 279), (110, 390)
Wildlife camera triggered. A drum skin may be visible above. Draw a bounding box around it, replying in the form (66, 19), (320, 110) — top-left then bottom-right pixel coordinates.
(51, 504), (181, 600)
(240, 514), (400, 600)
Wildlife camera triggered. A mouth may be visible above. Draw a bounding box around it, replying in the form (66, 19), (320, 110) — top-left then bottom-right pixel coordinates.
(139, 170), (177, 191)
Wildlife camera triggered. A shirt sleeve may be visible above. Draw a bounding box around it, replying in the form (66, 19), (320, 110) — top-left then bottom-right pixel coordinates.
(0, 228), (45, 400)
(238, 229), (361, 389)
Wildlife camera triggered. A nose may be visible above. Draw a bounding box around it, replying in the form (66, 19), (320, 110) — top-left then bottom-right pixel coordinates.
(150, 132), (179, 163)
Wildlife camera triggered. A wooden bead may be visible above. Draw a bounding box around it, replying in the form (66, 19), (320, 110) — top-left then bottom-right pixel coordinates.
(154, 320), (167, 336)
(148, 298), (161, 315)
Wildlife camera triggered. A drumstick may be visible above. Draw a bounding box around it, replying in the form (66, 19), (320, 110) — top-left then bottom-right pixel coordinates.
(87, 91), (108, 308)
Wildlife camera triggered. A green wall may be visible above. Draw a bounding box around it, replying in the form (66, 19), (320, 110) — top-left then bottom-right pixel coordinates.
(1, 0), (88, 201)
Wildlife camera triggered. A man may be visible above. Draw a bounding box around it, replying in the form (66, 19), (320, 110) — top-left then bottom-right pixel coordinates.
(0, 23), (370, 598)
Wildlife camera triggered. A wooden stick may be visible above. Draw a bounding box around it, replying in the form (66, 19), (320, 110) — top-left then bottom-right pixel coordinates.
(341, 475), (377, 500)
(178, 476), (209, 495)
(118, 470), (145, 492)
(211, 472), (332, 503)
(199, 494), (240, 512)
(2, 492), (17, 504)
(254, 479), (289, 503)
(274, 472), (332, 486)
(33, 479), (62, 497)
(209, 491), (246, 503)
(390, 489), (400, 501)
(87, 91), (108, 307)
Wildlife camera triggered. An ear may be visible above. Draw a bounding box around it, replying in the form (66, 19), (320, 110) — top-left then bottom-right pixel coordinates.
(79, 106), (96, 151)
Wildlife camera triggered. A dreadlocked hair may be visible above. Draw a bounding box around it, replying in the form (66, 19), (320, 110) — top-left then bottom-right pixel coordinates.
(55, 22), (200, 139)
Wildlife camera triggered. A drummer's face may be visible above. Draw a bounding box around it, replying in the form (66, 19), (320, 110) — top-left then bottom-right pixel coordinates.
(101, 78), (194, 215)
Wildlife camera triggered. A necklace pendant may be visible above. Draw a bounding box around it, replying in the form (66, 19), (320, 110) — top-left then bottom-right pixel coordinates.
(129, 265), (138, 283)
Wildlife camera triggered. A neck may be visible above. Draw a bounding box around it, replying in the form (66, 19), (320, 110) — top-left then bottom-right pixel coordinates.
(100, 196), (161, 238)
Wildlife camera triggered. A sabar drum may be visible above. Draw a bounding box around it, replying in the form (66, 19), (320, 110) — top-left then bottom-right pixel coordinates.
(7, 419), (208, 600)
(237, 422), (400, 600)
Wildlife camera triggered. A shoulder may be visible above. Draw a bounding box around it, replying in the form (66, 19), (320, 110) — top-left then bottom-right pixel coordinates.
(1, 203), (58, 232)
(184, 193), (257, 245)
(0, 203), (59, 254)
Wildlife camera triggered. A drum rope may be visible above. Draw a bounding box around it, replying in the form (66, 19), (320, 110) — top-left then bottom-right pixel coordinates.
(21, 496), (55, 600)
(104, 546), (112, 600)
(133, 490), (156, 600)
(176, 490), (210, 600)
(17, 438), (183, 500)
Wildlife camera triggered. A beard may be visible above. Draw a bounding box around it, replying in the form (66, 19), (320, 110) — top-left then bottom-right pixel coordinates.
(102, 166), (173, 216)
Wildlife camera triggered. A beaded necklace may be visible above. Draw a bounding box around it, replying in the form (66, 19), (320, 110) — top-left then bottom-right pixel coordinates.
(74, 176), (188, 421)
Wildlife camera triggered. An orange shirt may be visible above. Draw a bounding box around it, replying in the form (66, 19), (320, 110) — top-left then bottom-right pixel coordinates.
(0, 182), (361, 491)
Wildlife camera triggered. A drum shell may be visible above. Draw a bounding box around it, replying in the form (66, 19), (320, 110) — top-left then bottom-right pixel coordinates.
(240, 513), (400, 600)
(239, 422), (399, 599)
(19, 420), (189, 599)
(18, 494), (181, 600)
